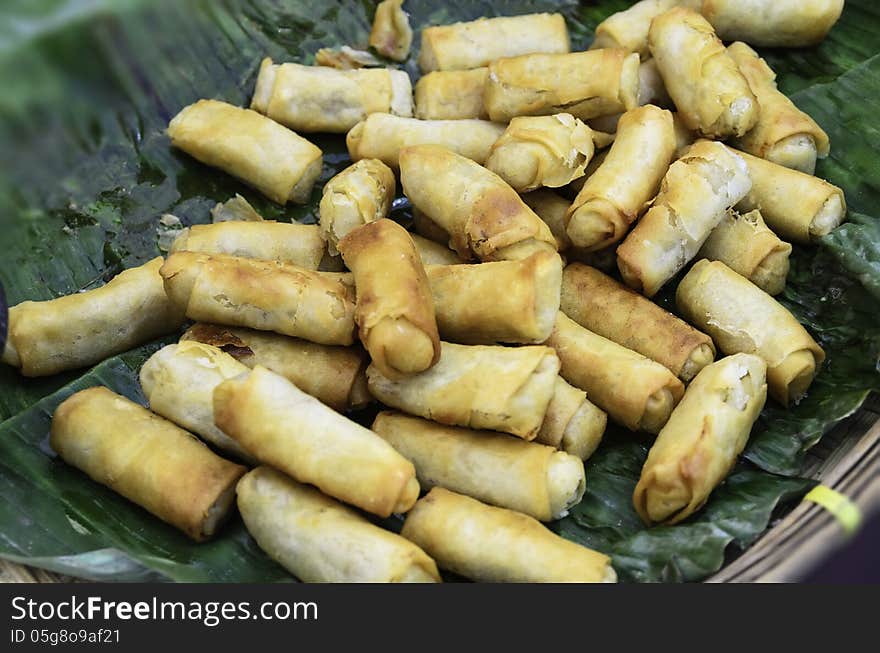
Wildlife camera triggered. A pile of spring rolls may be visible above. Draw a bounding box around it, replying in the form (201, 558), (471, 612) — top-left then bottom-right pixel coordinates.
(2, 0), (847, 582)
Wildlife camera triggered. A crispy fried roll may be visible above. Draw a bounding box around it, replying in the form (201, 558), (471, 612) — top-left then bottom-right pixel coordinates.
(411, 234), (460, 265)
(167, 99), (322, 204)
(399, 144), (557, 261)
(373, 411), (586, 521)
(367, 341), (559, 440)
(237, 467), (439, 583)
(560, 263), (715, 382)
(160, 252), (356, 346)
(648, 8), (758, 139)
(214, 366), (418, 517)
(401, 488), (617, 582)
(346, 113), (505, 169)
(369, 0), (413, 62)
(484, 49), (640, 123)
(414, 68), (489, 120)
(250, 58), (412, 133)
(633, 353), (768, 525)
(51, 387), (245, 541)
(616, 140), (751, 297)
(339, 219), (440, 377)
(676, 260), (825, 405)
(536, 377), (607, 461)
(591, 0), (679, 57)
(546, 312), (684, 434)
(2, 257), (184, 377)
(698, 0), (844, 47)
(418, 13), (570, 72)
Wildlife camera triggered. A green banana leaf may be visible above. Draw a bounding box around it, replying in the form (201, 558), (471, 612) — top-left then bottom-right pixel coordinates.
(0, 0), (877, 582)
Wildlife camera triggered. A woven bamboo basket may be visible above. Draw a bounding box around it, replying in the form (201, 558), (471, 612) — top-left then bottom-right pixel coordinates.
(3, 395), (877, 584)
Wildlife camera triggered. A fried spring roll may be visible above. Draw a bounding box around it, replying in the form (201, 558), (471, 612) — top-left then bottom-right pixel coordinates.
(210, 194), (264, 223)
(367, 342), (560, 440)
(616, 140), (752, 297)
(319, 159), (396, 256)
(731, 147), (846, 244)
(237, 467), (439, 583)
(727, 42), (830, 175)
(426, 251), (562, 345)
(160, 252), (356, 346)
(565, 105), (675, 251)
(346, 113), (505, 169)
(250, 58), (412, 133)
(418, 13), (570, 72)
(51, 387), (245, 541)
(649, 8), (758, 139)
(402, 488), (617, 583)
(369, 0), (413, 62)
(170, 221), (325, 269)
(698, 209), (792, 295)
(339, 219), (440, 377)
(633, 353), (768, 525)
(698, 0), (844, 47)
(414, 68), (489, 120)
(411, 234), (460, 265)
(139, 343), (253, 461)
(560, 263), (715, 382)
(546, 312), (685, 433)
(180, 324), (370, 412)
(591, 0), (679, 57)
(314, 46), (382, 69)
(167, 99), (322, 205)
(484, 114), (595, 192)
(2, 257), (184, 377)
(399, 145), (558, 262)
(484, 49), (640, 123)
(536, 377), (606, 461)
(215, 366), (419, 517)
(521, 190), (573, 252)
(676, 260), (825, 405)
(373, 411), (585, 521)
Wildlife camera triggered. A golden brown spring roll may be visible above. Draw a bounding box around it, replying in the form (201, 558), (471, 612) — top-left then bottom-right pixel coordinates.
(560, 263), (715, 382)
(731, 147), (847, 244)
(160, 252), (356, 346)
(521, 189), (573, 252)
(170, 221), (325, 269)
(414, 68), (489, 120)
(698, 0), (844, 47)
(210, 194), (264, 223)
(546, 312), (684, 434)
(373, 411), (585, 521)
(418, 13), (570, 72)
(369, 0), (412, 62)
(591, 0), (679, 57)
(402, 488), (617, 582)
(367, 341), (560, 440)
(51, 387), (245, 541)
(346, 113), (505, 169)
(215, 366), (418, 517)
(237, 467), (439, 583)
(484, 114), (595, 192)
(411, 234), (460, 265)
(2, 257), (184, 377)
(633, 353), (768, 525)
(727, 42), (830, 175)
(399, 145), (558, 261)
(536, 377), (607, 461)
(426, 251), (562, 345)
(180, 324), (370, 412)
(649, 8), (758, 139)
(676, 260), (826, 406)
(250, 58), (412, 133)
(319, 159), (396, 256)
(616, 140), (752, 297)
(698, 209), (792, 295)
(339, 219), (440, 377)
(484, 49), (640, 123)
(167, 99), (322, 205)
(565, 105), (675, 251)
(139, 342), (253, 461)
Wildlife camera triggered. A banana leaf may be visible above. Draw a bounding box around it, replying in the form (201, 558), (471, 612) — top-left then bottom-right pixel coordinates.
(0, 0), (877, 582)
